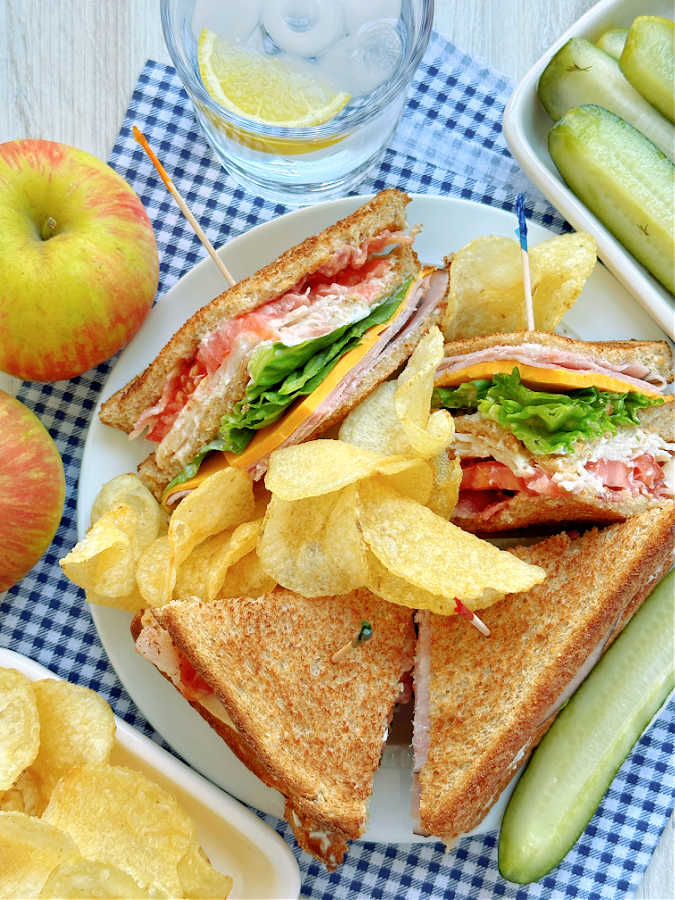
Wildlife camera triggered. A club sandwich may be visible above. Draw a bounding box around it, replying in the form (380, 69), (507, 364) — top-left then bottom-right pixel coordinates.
(412, 503), (675, 845)
(100, 189), (448, 504)
(433, 331), (674, 531)
(132, 587), (414, 869)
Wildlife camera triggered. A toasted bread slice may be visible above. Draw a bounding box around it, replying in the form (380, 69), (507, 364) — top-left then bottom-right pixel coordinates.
(100, 188), (412, 435)
(413, 503), (675, 844)
(140, 588), (414, 868)
(439, 331), (673, 384)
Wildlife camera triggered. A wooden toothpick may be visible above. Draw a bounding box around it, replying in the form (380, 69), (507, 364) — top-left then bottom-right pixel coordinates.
(454, 598), (491, 637)
(514, 193), (534, 331)
(132, 126), (236, 288)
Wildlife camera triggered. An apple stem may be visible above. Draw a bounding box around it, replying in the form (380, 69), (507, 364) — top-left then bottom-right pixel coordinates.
(40, 216), (57, 241)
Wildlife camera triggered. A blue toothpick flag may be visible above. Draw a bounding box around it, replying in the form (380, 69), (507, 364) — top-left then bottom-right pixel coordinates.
(515, 193), (535, 330)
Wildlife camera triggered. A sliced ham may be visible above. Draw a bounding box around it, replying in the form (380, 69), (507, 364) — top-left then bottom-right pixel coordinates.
(411, 610), (431, 830)
(633, 453), (666, 491)
(586, 453), (667, 496)
(437, 343), (667, 393)
(585, 458), (634, 491)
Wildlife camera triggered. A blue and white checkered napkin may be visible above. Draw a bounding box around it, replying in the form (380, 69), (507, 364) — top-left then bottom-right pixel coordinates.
(3, 32), (673, 900)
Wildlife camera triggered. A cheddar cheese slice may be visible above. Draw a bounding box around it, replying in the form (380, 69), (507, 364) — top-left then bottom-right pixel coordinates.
(434, 360), (663, 397)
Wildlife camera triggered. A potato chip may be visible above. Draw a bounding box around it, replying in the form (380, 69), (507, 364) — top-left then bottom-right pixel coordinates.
(0, 767), (43, 816)
(442, 232), (597, 340)
(0, 811), (79, 898)
(530, 232), (597, 331)
(427, 452), (462, 520)
(178, 842), (233, 899)
(376, 457), (434, 505)
(59, 510), (136, 597)
(219, 551), (276, 598)
(85, 584), (146, 612)
(0, 668), (39, 791)
(365, 549), (459, 615)
(175, 520), (262, 602)
(136, 536), (173, 608)
(266, 439), (423, 501)
(91, 473), (165, 556)
(31, 680), (115, 809)
(258, 487), (368, 596)
(169, 468), (255, 567)
(40, 858), (149, 898)
(394, 327), (454, 458)
(443, 236), (524, 339)
(357, 478), (546, 609)
(338, 381), (411, 456)
(43, 764), (196, 898)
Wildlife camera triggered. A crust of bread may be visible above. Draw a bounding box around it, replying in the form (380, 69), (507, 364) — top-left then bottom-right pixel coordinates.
(441, 330), (673, 383)
(100, 188), (412, 434)
(416, 503), (675, 841)
(146, 588), (414, 868)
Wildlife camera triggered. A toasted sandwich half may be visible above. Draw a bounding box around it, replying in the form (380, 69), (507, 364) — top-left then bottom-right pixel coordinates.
(433, 331), (674, 532)
(100, 189), (448, 503)
(132, 587), (414, 869)
(412, 503), (675, 845)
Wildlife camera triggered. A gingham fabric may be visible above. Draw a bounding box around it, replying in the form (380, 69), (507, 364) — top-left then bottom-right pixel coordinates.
(2, 32), (673, 900)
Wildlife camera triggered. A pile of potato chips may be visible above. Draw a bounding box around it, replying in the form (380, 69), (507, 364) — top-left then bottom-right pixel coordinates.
(442, 231), (597, 340)
(60, 471), (274, 611)
(61, 327), (544, 617)
(259, 327), (545, 613)
(0, 667), (231, 898)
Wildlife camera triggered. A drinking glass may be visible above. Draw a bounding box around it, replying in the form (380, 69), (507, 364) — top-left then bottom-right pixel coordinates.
(161, 0), (433, 204)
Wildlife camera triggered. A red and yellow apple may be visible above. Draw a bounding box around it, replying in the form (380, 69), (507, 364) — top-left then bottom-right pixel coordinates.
(0, 391), (65, 592)
(0, 139), (159, 381)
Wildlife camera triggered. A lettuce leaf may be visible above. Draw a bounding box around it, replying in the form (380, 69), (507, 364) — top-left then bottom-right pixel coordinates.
(217, 278), (411, 452)
(434, 368), (663, 455)
(164, 279), (412, 493)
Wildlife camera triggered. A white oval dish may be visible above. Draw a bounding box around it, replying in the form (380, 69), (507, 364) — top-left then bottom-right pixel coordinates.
(503, 0), (675, 340)
(0, 647), (300, 900)
(79, 193), (667, 845)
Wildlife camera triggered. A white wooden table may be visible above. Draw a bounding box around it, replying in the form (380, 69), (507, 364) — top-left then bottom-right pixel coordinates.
(0, 2), (672, 896)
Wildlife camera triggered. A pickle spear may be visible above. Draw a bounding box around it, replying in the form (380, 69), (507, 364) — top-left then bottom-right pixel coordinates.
(549, 104), (675, 294)
(621, 16), (675, 123)
(499, 569), (675, 884)
(596, 27), (628, 60)
(538, 38), (674, 158)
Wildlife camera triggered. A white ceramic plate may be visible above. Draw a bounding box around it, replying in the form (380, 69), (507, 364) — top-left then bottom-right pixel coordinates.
(0, 647), (300, 899)
(79, 194), (667, 845)
(503, 0), (675, 340)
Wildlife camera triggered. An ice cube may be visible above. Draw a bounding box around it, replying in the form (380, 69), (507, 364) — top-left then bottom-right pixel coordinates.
(317, 21), (403, 96)
(341, 0), (402, 34)
(262, 0), (344, 57)
(192, 0), (262, 43)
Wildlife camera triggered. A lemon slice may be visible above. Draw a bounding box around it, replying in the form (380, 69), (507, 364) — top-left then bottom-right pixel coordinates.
(198, 29), (350, 128)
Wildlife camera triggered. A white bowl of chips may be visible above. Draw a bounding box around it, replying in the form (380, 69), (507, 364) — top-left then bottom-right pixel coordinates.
(0, 648), (301, 899)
